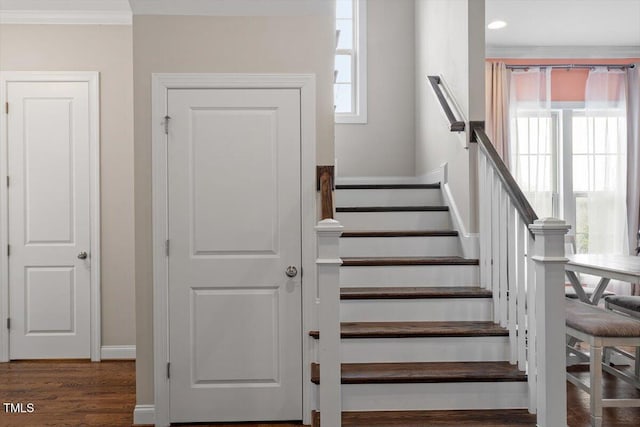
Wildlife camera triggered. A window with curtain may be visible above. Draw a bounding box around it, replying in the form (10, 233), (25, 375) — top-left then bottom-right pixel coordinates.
(509, 68), (555, 219)
(509, 67), (628, 257)
(511, 112), (557, 219)
(572, 110), (627, 253)
(335, 0), (367, 123)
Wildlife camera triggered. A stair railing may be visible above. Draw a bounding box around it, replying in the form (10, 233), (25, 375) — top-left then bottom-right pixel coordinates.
(428, 76), (570, 427)
(315, 167), (343, 426)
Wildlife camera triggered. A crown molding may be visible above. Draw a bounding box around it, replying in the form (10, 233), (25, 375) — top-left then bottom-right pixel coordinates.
(486, 45), (640, 59)
(0, 10), (132, 25)
(129, 0), (332, 16)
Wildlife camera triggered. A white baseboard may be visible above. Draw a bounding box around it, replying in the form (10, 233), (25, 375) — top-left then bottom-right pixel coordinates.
(100, 345), (136, 360)
(440, 163), (480, 259)
(133, 404), (155, 425)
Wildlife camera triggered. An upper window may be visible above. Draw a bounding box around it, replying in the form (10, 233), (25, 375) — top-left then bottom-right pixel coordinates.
(335, 0), (367, 123)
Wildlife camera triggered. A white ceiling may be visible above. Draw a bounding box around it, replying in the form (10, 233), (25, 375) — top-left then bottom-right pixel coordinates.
(486, 0), (640, 47)
(1, 0), (639, 49)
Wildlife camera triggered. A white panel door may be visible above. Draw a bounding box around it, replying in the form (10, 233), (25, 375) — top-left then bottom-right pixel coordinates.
(7, 81), (91, 359)
(167, 88), (302, 422)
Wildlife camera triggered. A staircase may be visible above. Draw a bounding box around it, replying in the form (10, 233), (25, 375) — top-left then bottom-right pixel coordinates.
(311, 182), (536, 426)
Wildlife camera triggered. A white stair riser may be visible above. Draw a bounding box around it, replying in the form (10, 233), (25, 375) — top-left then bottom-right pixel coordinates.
(340, 265), (479, 286)
(336, 211), (451, 231)
(335, 189), (442, 207)
(340, 298), (493, 322)
(340, 382), (529, 411)
(340, 236), (461, 257)
(341, 336), (510, 363)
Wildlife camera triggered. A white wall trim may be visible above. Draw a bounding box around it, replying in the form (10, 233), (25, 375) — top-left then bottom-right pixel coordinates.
(486, 45), (640, 59)
(0, 10), (132, 25)
(0, 71), (101, 363)
(101, 345), (136, 360)
(151, 73), (317, 426)
(440, 163), (479, 259)
(133, 404), (155, 425)
(130, 0), (332, 16)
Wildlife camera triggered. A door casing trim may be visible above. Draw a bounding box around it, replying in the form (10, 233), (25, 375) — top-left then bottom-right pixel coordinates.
(151, 73), (317, 426)
(0, 71), (101, 362)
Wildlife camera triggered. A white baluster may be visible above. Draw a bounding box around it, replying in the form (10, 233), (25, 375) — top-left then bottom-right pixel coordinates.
(316, 219), (343, 427)
(507, 201), (517, 364)
(529, 218), (570, 427)
(479, 152), (487, 290)
(491, 173), (500, 323)
(484, 155), (493, 292)
(499, 186), (508, 327)
(527, 231), (537, 413)
(516, 218), (527, 371)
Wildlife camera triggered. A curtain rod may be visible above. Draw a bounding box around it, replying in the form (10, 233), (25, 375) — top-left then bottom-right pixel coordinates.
(506, 63), (636, 70)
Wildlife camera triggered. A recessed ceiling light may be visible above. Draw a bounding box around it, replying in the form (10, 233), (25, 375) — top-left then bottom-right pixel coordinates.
(488, 20), (507, 30)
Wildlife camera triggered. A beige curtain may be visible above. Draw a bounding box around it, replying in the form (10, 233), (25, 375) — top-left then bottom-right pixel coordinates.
(485, 61), (511, 165)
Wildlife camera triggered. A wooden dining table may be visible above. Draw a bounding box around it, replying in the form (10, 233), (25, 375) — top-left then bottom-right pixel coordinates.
(565, 254), (640, 305)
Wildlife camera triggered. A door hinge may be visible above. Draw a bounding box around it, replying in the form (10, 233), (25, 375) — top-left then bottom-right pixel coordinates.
(4, 102), (8, 114)
(300, 267), (303, 278)
(6, 176), (9, 187)
(167, 362), (171, 379)
(164, 115), (171, 135)
(165, 240), (170, 257)
(6, 318), (10, 329)
(7, 245), (10, 256)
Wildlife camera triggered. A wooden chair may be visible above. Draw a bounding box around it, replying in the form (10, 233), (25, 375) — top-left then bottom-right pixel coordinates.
(565, 299), (640, 427)
(604, 295), (640, 381)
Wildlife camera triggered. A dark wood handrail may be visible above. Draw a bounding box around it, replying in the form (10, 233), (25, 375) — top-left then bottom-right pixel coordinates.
(318, 168), (334, 220)
(427, 76), (465, 132)
(473, 127), (538, 230)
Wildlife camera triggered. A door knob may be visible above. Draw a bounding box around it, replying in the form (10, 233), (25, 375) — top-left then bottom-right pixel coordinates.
(285, 266), (298, 278)
(77, 251), (88, 260)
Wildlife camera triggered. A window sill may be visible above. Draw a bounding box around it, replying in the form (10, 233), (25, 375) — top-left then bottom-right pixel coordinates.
(335, 113), (368, 124)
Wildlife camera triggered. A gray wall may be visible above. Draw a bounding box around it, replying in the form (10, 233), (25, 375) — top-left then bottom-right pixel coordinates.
(0, 24), (136, 347)
(414, 0), (484, 232)
(335, 0), (416, 177)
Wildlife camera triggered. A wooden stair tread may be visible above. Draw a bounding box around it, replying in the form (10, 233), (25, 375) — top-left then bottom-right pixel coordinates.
(309, 321), (508, 339)
(310, 361), (526, 384)
(336, 184), (441, 190)
(341, 230), (458, 237)
(337, 206), (449, 212)
(341, 256), (479, 266)
(312, 410), (536, 426)
(340, 286), (492, 300)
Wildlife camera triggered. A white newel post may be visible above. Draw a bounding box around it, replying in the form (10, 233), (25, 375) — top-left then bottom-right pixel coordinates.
(529, 218), (570, 427)
(315, 218), (343, 427)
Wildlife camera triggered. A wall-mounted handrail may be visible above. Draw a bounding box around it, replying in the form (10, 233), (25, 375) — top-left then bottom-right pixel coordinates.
(473, 127), (538, 233)
(427, 75), (465, 132)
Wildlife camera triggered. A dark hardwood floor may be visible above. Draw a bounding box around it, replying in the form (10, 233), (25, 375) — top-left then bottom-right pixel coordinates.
(0, 360), (638, 426)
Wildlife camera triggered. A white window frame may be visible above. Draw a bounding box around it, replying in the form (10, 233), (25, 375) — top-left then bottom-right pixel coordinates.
(510, 109), (561, 218)
(511, 100), (627, 254)
(335, 0), (367, 124)
(561, 104), (626, 253)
